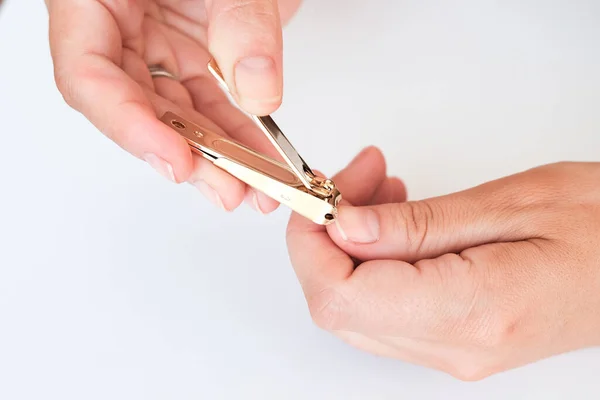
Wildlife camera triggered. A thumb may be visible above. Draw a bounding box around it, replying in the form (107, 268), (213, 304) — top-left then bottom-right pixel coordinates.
(327, 187), (541, 263)
(205, 0), (283, 116)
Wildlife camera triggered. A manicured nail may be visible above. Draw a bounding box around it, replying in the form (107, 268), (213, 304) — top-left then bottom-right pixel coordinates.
(192, 180), (227, 211)
(334, 218), (348, 241)
(234, 56), (280, 104)
(336, 207), (380, 244)
(245, 190), (266, 215)
(143, 153), (175, 182)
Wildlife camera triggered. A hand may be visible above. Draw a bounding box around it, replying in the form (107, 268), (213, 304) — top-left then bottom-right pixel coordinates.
(46, 0), (302, 212)
(287, 153), (600, 380)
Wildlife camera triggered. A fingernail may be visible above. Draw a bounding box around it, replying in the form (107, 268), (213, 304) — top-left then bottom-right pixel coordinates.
(336, 207), (380, 244)
(143, 153), (175, 182)
(192, 180), (227, 211)
(245, 190), (266, 215)
(252, 191), (267, 215)
(234, 56), (280, 104)
(334, 218), (348, 241)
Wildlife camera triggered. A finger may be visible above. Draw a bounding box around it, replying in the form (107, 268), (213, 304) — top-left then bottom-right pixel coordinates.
(327, 175), (545, 263)
(165, 26), (283, 161)
(120, 49), (245, 210)
(146, 91), (247, 210)
(243, 185), (280, 214)
(184, 73), (282, 213)
(120, 48), (154, 91)
(370, 177), (407, 205)
(142, 16), (180, 79)
(278, 0), (303, 25)
(162, 27), (282, 213)
(205, 0), (283, 115)
(183, 75), (281, 160)
(153, 76), (194, 109)
(286, 147), (388, 310)
(48, 0), (193, 182)
(187, 153), (245, 211)
(154, 0), (209, 45)
(336, 147), (388, 206)
(335, 175), (407, 218)
(141, 17), (193, 108)
(142, 17), (192, 108)
(288, 146), (388, 233)
(175, 49), (282, 213)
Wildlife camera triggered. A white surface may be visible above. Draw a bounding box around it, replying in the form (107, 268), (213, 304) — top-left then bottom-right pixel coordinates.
(1, 0), (600, 399)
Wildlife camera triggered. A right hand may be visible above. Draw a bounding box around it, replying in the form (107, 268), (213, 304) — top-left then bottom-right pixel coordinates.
(46, 0), (302, 213)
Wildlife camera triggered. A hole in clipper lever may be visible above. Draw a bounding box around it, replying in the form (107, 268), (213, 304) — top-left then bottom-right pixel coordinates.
(171, 120), (186, 130)
(325, 213), (334, 221)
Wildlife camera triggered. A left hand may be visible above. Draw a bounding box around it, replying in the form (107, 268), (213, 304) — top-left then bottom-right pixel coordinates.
(286, 148), (600, 381)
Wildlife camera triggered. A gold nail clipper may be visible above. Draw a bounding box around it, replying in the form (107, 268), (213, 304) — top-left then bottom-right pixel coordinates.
(159, 59), (342, 225)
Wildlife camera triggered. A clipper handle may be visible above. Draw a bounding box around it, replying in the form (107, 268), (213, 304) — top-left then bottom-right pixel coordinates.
(160, 112), (301, 186)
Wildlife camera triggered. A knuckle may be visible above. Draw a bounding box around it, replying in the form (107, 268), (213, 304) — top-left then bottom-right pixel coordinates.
(307, 287), (346, 331)
(391, 201), (440, 254)
(429, 253), (518, 350)
(468, 308), (517, 349)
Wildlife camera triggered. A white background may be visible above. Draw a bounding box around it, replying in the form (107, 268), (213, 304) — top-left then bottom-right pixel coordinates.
(1, 0), (600, 399)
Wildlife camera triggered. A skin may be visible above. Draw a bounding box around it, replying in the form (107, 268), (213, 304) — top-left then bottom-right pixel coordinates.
(287, 147), (600, 380)
(46, 0), (302, 212)
(47, 0), (600, 381)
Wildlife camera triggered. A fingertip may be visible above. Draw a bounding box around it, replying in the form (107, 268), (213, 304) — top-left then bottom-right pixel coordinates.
(244, 189), (280, 214)
(192, 179), (245, 212)
(361, 145), (384, 159)
(331, 147), (387, 206)
(361, 146), (387, 172)
(190, 180), (228, 211)
(255, 190), (280, 214)
(220, 186), (246, 211)
(112, 103), (194, 184)
(389, 177), (408, 202)
(370, 177), (408, 205)
(187, 155), (246, 211)
(162, 145), (194, 185)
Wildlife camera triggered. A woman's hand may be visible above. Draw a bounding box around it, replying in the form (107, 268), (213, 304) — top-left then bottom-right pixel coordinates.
(46, 0), (302, 212)
(287, 149), (600, 380)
